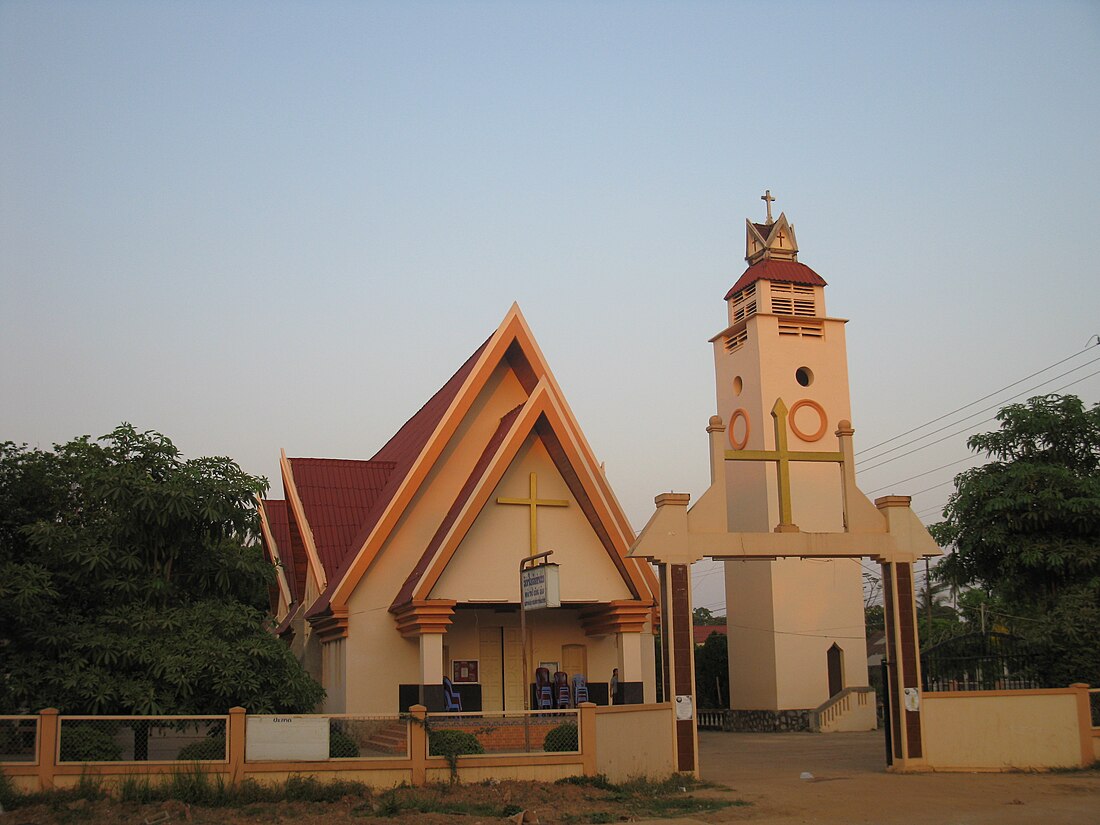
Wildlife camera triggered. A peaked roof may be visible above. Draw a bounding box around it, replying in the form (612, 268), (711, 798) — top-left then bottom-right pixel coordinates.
(287, 458), (395, 576)
(278, 304), (659, 622)
(724, 259), (827, 300)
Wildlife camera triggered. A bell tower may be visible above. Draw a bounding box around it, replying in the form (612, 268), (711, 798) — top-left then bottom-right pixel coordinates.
(712, 192), (869, 718)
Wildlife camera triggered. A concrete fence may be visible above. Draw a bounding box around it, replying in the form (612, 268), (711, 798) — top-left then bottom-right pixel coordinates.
(920, 683), (1098, 771)
(0, 702), (677, 793)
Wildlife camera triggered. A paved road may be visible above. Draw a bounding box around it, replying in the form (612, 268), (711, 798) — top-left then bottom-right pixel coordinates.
(639, 730), (1100, 824)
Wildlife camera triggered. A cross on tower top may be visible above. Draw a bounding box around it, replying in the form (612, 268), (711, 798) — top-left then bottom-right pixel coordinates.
(761, 189), (775, 224)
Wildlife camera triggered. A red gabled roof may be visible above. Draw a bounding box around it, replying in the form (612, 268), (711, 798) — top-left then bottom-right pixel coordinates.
(723, 259), (827, 300)
(305, 337), (491, 618)
(261, 499), (296, 599)
(289, 458), (396, 576)
(694, 624), (727, 645)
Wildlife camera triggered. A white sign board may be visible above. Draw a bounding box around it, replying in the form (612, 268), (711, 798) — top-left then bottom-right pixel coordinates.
(246, 715), (329, 761)
(521, 563), (560, 610)
(675, 694), (694, 721)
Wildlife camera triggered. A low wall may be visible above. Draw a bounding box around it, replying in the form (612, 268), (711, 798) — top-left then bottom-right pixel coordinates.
(2, 702), (681, 793)
(593, 704), (675, 782)
(921, 685), (1094, 770)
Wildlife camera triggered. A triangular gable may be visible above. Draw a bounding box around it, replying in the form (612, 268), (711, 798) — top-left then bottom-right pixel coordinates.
(391, 379), (653, 608)
(315, 304), (658, 619)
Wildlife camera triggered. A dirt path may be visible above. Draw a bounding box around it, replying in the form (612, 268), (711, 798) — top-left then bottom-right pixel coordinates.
(679, 730), (1100, 824)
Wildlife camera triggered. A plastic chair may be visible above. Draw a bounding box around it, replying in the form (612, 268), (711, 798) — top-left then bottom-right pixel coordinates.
(442, 676), (462, 711)
(572, 674), (589, 705)
(535, 667), (554, 710)
(554, 671), (572, 709)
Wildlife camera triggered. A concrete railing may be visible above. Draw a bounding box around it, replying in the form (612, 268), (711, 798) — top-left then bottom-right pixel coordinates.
(811, 687), (877, 732)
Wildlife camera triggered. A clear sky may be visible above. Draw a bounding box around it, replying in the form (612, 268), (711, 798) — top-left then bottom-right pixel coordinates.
(3, 1), (1098, 612)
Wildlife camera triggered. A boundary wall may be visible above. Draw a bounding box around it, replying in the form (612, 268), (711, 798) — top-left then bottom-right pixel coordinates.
(1, 703), (677, 793)
(920, 683), (1097, 771)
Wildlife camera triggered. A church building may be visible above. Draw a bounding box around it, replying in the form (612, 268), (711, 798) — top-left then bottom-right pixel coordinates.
(258, 305), (660, 714)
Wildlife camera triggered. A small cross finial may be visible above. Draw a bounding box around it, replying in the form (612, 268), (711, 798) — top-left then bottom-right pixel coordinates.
(761, 190), (775, 224)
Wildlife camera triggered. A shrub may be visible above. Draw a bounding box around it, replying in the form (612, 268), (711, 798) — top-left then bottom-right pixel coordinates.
(177, 734), (226, 761)
(543, 722), (578, 752)
(59, 725), (122, 762)
(428, 729), (484, 758)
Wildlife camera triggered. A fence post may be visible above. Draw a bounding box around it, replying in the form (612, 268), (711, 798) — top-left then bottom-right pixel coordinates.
(579, 702), (597, 776)
(409, 704), (427, 786)
(1070, 684), (1094, 767)
(227, 707), (246, 785)
(36, 708), (59, 791)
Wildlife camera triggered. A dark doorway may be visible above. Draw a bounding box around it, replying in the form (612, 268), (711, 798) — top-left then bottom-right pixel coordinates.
(827, 643), (844, 697)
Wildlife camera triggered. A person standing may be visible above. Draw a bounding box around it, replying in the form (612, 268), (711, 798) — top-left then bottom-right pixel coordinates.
(610, 667), (620, 705)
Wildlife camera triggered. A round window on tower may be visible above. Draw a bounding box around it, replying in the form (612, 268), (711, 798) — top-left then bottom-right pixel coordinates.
(733, 376), (743, 396)
(795, 366), (814, 387)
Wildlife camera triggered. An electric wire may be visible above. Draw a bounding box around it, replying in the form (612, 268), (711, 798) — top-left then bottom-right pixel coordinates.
(857, 355), (1100, 471)
(855, 342), (1099, 456)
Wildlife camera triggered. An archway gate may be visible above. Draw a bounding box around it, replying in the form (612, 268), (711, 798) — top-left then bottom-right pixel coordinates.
(630, 414), (941, 774)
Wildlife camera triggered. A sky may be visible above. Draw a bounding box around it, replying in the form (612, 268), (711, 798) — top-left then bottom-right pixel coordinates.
(3, 1), (1099, 613)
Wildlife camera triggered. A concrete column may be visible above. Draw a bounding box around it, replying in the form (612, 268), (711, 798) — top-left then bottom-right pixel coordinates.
(881, 558), (926, 769)
(418, 632), (445, 711)
(36, 708), (59, 791)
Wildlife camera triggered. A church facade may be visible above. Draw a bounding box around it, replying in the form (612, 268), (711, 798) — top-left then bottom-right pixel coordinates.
(258, 306), (660, 713)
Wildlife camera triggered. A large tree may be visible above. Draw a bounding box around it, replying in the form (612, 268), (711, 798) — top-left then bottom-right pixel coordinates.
(0, 425), (324, 715)
(932, 394), (1100, 686)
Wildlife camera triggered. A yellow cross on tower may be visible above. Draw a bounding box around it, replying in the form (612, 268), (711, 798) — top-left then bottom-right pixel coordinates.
(496, 472), (569, 554)
(725, 398), (844, 532)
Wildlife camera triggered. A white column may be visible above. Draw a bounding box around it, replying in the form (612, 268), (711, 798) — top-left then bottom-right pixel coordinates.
(419, 633), (444, 685)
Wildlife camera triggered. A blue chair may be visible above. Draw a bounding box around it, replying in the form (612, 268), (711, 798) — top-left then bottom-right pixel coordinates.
(535, 667), (554, 710)
(442, 676), (462, 711)
(554, 671), (572, 709)
(572, 674), (589, 705)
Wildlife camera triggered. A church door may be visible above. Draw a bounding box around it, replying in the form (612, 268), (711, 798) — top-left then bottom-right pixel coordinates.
(562, 643), (587, 681)
(479, 627), (525, 712)
(827, 643), (844, 697)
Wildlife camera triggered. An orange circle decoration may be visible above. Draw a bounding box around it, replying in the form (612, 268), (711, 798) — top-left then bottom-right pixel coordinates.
(788, 399), (828, 442)
(728, 408), (751, 450)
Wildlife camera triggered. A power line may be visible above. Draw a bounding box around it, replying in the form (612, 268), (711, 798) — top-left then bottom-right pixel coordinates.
(864, 454), (980, 496)
(857, 357), (1100, 473)
(856, 341), (1099, 457)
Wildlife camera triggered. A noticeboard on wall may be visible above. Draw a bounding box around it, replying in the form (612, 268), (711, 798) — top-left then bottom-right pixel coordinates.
(453, 660), (479, 683)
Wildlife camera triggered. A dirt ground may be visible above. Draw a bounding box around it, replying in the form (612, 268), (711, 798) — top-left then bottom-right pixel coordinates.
(691, 730), (1100, 825)
(5, 730), (1099, 824)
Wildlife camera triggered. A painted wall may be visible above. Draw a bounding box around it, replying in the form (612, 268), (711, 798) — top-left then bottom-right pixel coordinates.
(716, 306), (868, 711)
(922, 690), (1088, 769)
(594, 704), (676, 782)
(431, 434), (633, 604)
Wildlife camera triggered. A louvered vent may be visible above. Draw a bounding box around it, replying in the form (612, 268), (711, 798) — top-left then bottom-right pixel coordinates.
(771, 282), (817, 317)
(777, 320), (824, 338)
(730, 284), (758, 323)
(725, 328), (749, 352)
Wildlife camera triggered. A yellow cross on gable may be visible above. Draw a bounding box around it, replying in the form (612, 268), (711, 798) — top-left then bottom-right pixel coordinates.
(496, 472), (569, 554)
(725, 398), (844, 532)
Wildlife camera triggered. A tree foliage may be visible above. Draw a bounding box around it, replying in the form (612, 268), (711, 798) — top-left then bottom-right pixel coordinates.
(693, 631), (729, 709)
(931, 394), (1100, 685)
(0, 425), (324, 715)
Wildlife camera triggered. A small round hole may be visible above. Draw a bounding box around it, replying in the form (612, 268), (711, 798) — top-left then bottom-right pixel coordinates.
(795, 367), (813, 387)
(733, 376), (743, 396)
